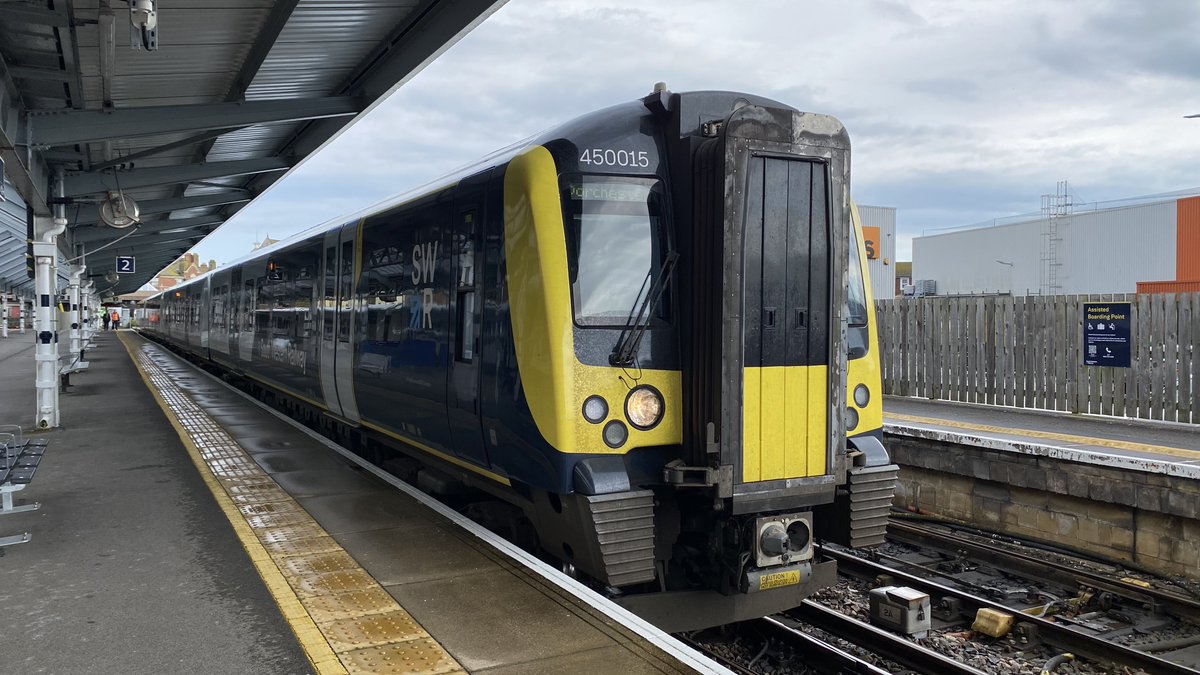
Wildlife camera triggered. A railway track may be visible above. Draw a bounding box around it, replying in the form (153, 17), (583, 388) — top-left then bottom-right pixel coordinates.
(684, 609), (986, 675)
(780, 603), (987, 675)
(821, 542), (1199, 674)
(887, 518), (1200, 625)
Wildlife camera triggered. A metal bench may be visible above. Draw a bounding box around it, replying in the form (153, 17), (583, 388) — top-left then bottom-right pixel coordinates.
(0, 429), (48, 549)
(0, 425), (49, 453)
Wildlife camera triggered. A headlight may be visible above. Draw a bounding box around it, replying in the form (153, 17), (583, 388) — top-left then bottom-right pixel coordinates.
(582, 396), (608, 424)
(846, 407), (859, 431)
(603, 420), (628, 448)
(854, 384), (870, 408)
(624, 386), (664, 430)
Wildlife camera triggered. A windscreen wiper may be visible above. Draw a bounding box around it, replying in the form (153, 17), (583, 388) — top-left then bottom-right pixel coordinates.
(610, 250), (679, 367)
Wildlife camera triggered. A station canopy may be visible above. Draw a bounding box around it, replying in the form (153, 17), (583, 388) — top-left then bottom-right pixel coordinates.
(0, 0), (504, 295)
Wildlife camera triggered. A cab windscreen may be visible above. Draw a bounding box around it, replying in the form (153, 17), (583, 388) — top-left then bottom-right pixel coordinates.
(562, 175), (670, 327)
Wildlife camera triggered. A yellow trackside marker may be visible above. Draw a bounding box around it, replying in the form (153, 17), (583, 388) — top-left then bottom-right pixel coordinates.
(886, 411), (1200, 461)
(119, 333), (465, 675)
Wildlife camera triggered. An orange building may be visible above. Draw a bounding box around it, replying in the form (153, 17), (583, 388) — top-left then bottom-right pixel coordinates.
(1137, 196), (1200, 293)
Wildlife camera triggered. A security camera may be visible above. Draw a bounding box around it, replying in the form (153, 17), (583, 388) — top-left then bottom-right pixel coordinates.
(130, 0), (157, 31)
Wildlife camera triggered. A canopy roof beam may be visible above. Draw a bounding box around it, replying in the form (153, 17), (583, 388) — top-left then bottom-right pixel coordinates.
(64, 157), (291, 197)
(75, 215), (226, 244)
(73, 192), (253, 226)
(88, 127), (249, 172)
(0, 57), (50, 215)
(31, 96), (363, 148)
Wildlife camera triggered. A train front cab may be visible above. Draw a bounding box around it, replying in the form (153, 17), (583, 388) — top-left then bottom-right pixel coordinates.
(658, 94), (897, 629)
(506, 92), (896, 631)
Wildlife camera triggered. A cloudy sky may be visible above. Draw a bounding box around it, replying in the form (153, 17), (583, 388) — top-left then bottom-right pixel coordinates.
(191, 0), (1200, 267)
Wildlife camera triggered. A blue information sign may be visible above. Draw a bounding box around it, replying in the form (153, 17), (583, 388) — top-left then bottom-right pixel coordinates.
(115, 256), (136, 274)
(1083, 302), (1131, 368)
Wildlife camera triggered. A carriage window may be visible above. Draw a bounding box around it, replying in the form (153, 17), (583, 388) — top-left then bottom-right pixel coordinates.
(848, 226), (868, 327)
(848, 225), (870, 359)
(562, 175), (669, 327)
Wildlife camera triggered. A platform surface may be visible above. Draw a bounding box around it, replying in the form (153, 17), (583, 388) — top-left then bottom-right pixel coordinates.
(0, 330), (312, 674)
(1, 329), (715, 674)
(884, 396), (1200, 475)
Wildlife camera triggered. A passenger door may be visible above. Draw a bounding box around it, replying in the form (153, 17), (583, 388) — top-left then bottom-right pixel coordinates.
(447, 179), (489, 466)
(331, 223), (362, 422)
(319, 230), (341, 414)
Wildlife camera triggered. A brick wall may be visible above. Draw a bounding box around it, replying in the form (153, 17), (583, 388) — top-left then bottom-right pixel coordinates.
(886, 434), (1200, 579)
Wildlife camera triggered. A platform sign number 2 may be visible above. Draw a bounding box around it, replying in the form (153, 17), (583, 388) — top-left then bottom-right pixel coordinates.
(115, 256), (136, 274)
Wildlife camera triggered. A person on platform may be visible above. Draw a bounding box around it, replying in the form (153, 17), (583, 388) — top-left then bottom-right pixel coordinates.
(111, 310), (120, 330)
(102, 311), (110, 331)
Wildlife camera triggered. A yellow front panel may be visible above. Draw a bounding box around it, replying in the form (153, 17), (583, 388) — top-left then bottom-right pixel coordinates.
(743, 365), (828, 482)
(759, 366), (786, 479)
(504, 146), (683, 454)
(742, 368), (762, 479)
(806, 366), (828, 476)
(848, 202), (884, 435)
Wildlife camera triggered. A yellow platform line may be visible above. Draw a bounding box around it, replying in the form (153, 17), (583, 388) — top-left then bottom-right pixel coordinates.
(885, 411), (1200, 461)
(118, 333), (465, 675)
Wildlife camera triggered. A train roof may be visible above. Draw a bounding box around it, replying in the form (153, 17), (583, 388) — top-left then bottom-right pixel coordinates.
(148, 90), (798, 300)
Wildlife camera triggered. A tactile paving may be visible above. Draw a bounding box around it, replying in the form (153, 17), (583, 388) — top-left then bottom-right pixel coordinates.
(301, 588), (399, 624)
(255, 522), (334, 544)
(321, 609), (426, 651)
(218, 473), (278, 487)
(122, 335), (465, 675)
(338, 639), (464, 675)
(245, 511), (316, 530)
(289, 568), (382, 598)
(281, 550), (361, 577)
(261, 535), (344, 559)
(238, 500), (307, 517)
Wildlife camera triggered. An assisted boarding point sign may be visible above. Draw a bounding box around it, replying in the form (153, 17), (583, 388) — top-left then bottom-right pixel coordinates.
(1083, 302), (1131, 368)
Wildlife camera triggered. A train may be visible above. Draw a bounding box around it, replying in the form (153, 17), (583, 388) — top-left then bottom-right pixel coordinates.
(139, 87), (897, 631)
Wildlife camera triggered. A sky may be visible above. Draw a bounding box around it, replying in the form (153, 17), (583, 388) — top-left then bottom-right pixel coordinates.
(189, 0), (1200, 269)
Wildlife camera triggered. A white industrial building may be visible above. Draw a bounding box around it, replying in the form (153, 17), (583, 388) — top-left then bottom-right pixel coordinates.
(858, 204), (896, 300)
(912, 194), (1195, 296)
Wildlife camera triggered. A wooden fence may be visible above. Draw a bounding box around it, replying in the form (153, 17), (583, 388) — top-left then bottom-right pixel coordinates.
(874, 293), (1199, 424)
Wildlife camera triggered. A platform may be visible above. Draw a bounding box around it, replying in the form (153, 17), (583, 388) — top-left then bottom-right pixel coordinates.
(884, 396), (1200, 478)
(0, 331), (312, 674)
(0, 330), (721, 674)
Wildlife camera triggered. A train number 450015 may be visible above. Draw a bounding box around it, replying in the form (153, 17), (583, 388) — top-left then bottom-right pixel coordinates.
(579, 148), (650, 168)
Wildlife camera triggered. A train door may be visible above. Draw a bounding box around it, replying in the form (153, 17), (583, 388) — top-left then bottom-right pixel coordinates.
(199, 276), (211, 354)
(238, 275), (255, 362)
(318, 229), (340, 414)
(319, 223), (361, 422)
(741, 156), (830, 482)
(225, 267), (242, 360)
(447, 181), (489, 466)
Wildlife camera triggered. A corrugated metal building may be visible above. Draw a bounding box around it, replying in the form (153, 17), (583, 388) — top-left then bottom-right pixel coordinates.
(1, 180), (68, 292)
(858, 204), (896, 299)
(913, 195), (1199, 296)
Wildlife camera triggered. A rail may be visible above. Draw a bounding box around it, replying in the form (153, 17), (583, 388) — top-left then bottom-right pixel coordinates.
(887, 519), (1200, 625)
(821, 543), (1198, 674)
